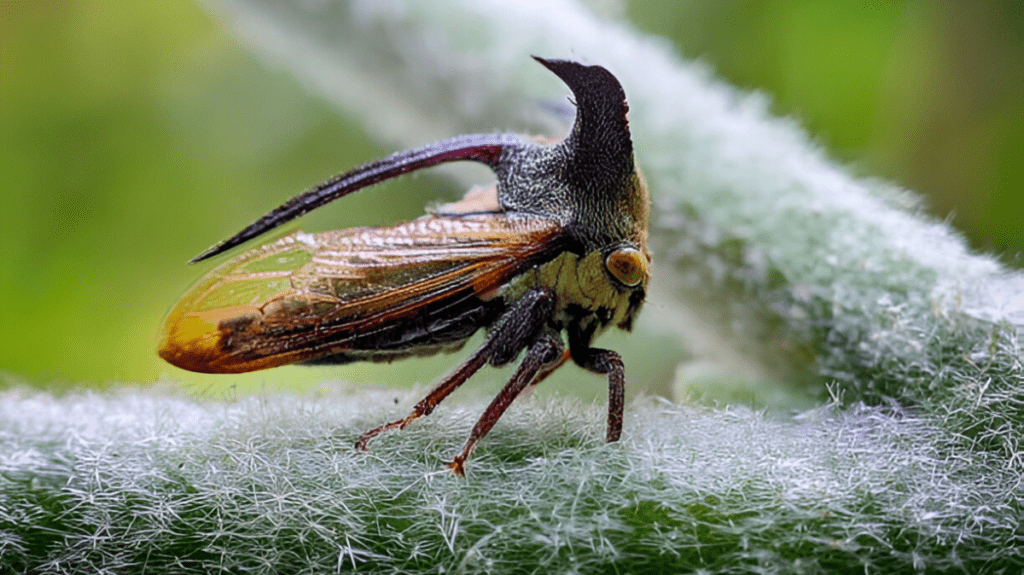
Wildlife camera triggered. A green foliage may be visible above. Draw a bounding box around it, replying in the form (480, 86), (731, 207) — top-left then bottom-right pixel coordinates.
(3, 2), (1023, 389)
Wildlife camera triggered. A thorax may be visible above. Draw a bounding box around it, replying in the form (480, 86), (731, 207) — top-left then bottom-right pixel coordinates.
(497, 250), (640, 336)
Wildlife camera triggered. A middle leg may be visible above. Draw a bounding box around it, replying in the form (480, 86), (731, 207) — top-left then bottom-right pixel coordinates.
(447, 330), (563, 475)
(356, 287), (557, 452)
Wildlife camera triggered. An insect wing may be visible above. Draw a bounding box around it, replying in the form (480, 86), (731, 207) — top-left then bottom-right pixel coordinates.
(159, 214), (564, 373)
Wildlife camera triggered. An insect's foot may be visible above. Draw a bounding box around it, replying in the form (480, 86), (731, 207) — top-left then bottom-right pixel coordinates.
(355, 415), (416, 450)
(354, 427), (386, 451)
(446, 457), (467, 476)
(354, 434), (373, 451)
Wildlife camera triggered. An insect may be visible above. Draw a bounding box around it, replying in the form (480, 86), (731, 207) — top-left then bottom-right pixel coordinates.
(159, 57), (649, 475)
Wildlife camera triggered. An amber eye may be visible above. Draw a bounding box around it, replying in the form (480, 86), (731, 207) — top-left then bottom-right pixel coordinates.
(605, 247), (646, 287)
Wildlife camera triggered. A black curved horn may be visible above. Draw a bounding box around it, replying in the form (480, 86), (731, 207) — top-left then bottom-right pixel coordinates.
(190, 134), (522, 263)
(532, 56), (634, 181)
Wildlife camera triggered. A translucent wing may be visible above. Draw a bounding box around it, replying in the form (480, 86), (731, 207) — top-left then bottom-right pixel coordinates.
(159, 213), (565, 373)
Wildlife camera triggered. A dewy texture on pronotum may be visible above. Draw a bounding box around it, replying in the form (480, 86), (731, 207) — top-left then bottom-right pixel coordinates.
(159, 57), (649, 474)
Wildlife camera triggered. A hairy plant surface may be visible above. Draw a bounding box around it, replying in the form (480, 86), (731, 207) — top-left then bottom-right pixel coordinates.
(2, 389), (1021, 574)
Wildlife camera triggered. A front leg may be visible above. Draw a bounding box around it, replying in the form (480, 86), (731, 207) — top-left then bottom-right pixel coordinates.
(573, 347), (626, 443)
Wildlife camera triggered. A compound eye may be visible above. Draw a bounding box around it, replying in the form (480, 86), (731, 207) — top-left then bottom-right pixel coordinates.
(605, 247), (646, 287)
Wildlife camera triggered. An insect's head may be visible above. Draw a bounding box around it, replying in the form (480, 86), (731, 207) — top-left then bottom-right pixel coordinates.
(496, 57), (650, 291)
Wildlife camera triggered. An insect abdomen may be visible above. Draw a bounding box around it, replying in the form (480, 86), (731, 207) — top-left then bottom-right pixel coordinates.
(300, 289), (506, 365)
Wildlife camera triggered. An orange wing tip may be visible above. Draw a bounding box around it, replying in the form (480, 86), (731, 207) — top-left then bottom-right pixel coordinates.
(158, 307), (282, 374)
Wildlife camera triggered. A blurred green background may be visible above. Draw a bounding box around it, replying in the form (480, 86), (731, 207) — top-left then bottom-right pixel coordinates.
(1, 1), (1021, 393)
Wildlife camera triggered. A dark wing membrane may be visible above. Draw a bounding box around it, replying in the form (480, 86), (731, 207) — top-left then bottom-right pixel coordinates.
(159, 214), (565, 373)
